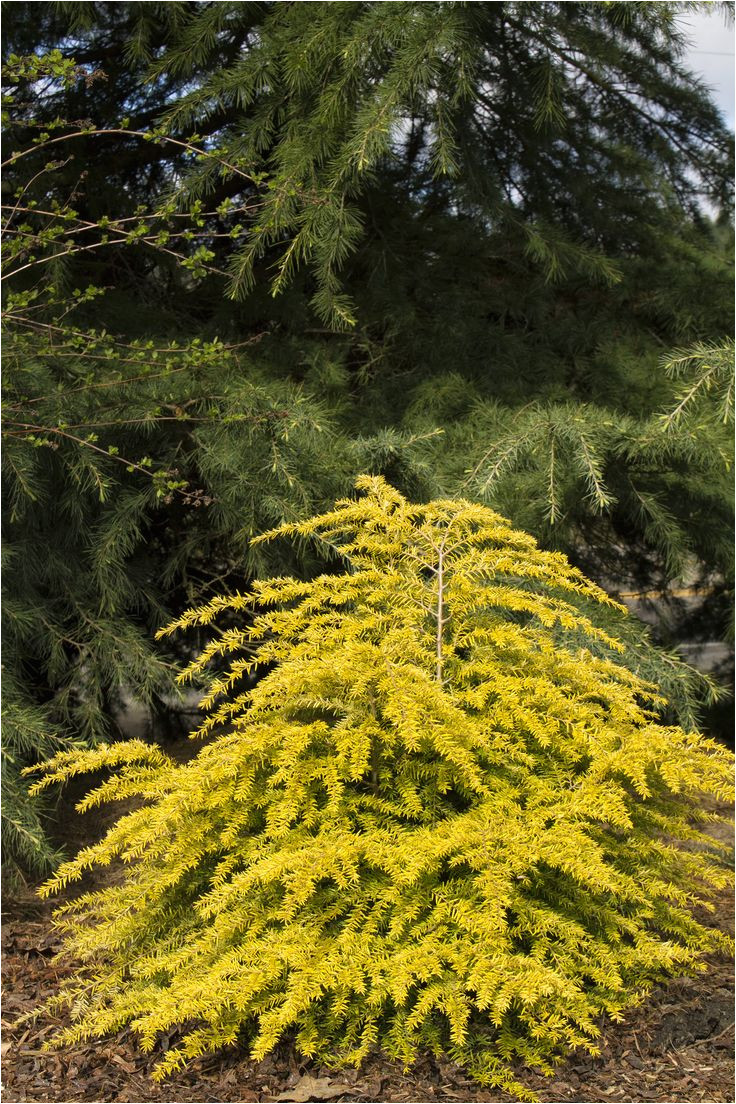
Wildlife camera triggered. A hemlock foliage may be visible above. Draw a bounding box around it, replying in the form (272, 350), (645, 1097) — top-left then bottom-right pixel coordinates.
(1, 4), (733, 877)
(29, 480), (734, 1098)
(2, 678), (66, 886)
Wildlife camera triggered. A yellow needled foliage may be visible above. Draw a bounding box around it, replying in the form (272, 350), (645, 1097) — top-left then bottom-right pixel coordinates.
(28, 476), (734, 1100)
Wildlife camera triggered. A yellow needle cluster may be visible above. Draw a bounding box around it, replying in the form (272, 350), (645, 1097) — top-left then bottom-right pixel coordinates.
(28, 476), (734, 1100)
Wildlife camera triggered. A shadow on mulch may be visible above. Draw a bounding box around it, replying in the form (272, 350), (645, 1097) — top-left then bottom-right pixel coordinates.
(2, 772), (733, 1104)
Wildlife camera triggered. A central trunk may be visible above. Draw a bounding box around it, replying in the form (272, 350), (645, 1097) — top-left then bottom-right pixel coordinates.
(436, 541), (445, 684)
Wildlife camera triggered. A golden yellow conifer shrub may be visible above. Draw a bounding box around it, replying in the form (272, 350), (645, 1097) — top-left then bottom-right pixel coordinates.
(29, 476), (734, 1100)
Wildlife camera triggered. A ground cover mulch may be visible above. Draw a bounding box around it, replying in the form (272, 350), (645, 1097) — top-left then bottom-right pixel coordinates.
(2, 769), (733, 1104)
(0, 894), (732, 1104)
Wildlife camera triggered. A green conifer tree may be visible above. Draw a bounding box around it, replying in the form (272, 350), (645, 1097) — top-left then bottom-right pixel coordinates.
(3, 2), (733, 879)
(29, 478), (733, 1100)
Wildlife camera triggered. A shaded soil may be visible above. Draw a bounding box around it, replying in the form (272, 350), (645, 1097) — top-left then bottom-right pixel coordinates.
(2, 779), (733, 1103)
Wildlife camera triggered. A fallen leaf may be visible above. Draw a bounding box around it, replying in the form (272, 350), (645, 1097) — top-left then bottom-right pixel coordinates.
(110, 1054), (137, 1073)
(276, 1074), (348, 1102)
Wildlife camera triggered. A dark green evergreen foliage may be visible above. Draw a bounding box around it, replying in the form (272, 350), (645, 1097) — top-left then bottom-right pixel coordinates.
(2, 677), (66, 886)
(2, 2), (733, 879)
(414, 340), (734, 584)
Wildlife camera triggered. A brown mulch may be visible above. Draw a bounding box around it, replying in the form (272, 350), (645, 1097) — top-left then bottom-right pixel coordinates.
(2, 894), (732, 1104)
(1, 796), (733, 1104)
